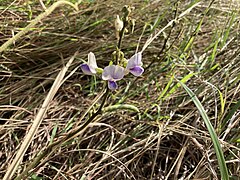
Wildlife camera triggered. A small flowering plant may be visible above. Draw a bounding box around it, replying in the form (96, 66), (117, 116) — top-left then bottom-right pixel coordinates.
(80, 6), (144, 91)
(80, 51), (144, 91)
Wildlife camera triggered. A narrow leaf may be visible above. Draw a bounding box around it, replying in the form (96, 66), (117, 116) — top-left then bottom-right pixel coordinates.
(179, 81), (229, 180)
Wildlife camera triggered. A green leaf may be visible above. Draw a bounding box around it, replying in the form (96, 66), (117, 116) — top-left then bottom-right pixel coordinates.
(50, 124), (58, 144)
(235, 139), (240, 143)
(157, 74), (174, 101)
(164, 72), (196, 100)
(179, 81), (229, 180)
(30, 174), (44, 180)
(222, 100), (240, 129)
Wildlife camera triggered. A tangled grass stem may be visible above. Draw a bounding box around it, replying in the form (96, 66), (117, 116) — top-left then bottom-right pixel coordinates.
(15, 88), (109, 179)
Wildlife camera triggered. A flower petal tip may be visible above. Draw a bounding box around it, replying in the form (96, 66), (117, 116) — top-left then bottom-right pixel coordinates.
(108, 81), (118, 90)
(81, 64), (94, 75)
(129, 66), (144, 76)
(88, 52), (98, 69)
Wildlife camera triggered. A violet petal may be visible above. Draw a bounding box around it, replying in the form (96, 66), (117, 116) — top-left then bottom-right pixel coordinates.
(108, 80), (118, 90)
(102, 66), (113, 80)
(81, 64), (93, 75)
(129, 66), (144, 76)
(126, 52), (142, 69)
(112, 65), (125, 80)
(87, 52), (97, 74)
(102, 65), (124, 81)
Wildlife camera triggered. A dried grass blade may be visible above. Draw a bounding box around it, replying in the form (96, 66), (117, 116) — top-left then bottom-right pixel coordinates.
(3, 52), (77, 180)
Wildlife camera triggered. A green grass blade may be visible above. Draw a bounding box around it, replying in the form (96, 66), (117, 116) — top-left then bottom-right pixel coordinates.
(204, 81), (225, 115)
(150, 11), (167, 33)
(179, 81), (229, 180)
(217, 88), (225, 116)
(164, 72), (196, 100)
(50, 124), (58, 144)
(221, 12), (236, 48)
(182, 6), (204, 53)
(222, 99), (240, 129)
(157, 74), (174, 101)
(210, 33), (220, 66)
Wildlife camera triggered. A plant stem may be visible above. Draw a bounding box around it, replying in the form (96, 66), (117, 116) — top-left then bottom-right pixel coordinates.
(116, 9), (129, 64)
(117, 22), (126, 50)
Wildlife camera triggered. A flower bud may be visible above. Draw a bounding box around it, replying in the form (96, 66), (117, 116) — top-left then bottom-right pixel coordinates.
(130, 18), (136, 33)
(122, 58), (128, 67)
(115, 15), (123, 32)
(96, 67), (103, 74)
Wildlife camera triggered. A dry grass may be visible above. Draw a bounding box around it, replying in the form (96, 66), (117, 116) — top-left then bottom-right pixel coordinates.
(0, 0), (239, 179)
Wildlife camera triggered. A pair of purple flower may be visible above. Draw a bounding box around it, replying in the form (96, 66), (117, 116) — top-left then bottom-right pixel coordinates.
(81, 52), (144, 90)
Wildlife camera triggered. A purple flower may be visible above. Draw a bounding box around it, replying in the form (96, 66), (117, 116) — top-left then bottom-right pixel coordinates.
(102, 65), (125, 90)
(126, 52), (144, 76)
(80, 52), (98, 75)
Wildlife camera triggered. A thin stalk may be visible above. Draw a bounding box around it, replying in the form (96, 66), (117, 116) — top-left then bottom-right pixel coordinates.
(116, 20), (127, 64)
(117, 21), (127, 50)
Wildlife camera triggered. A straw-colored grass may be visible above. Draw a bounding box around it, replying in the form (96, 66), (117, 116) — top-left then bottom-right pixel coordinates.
(0, 0), (239, 179)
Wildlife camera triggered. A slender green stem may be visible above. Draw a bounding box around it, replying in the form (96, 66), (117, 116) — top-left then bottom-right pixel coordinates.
(65, 88), (109, 140)
(116, 7), (130, 64)
(117, 22), (126, 50)
(116, 23), (126, 64)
